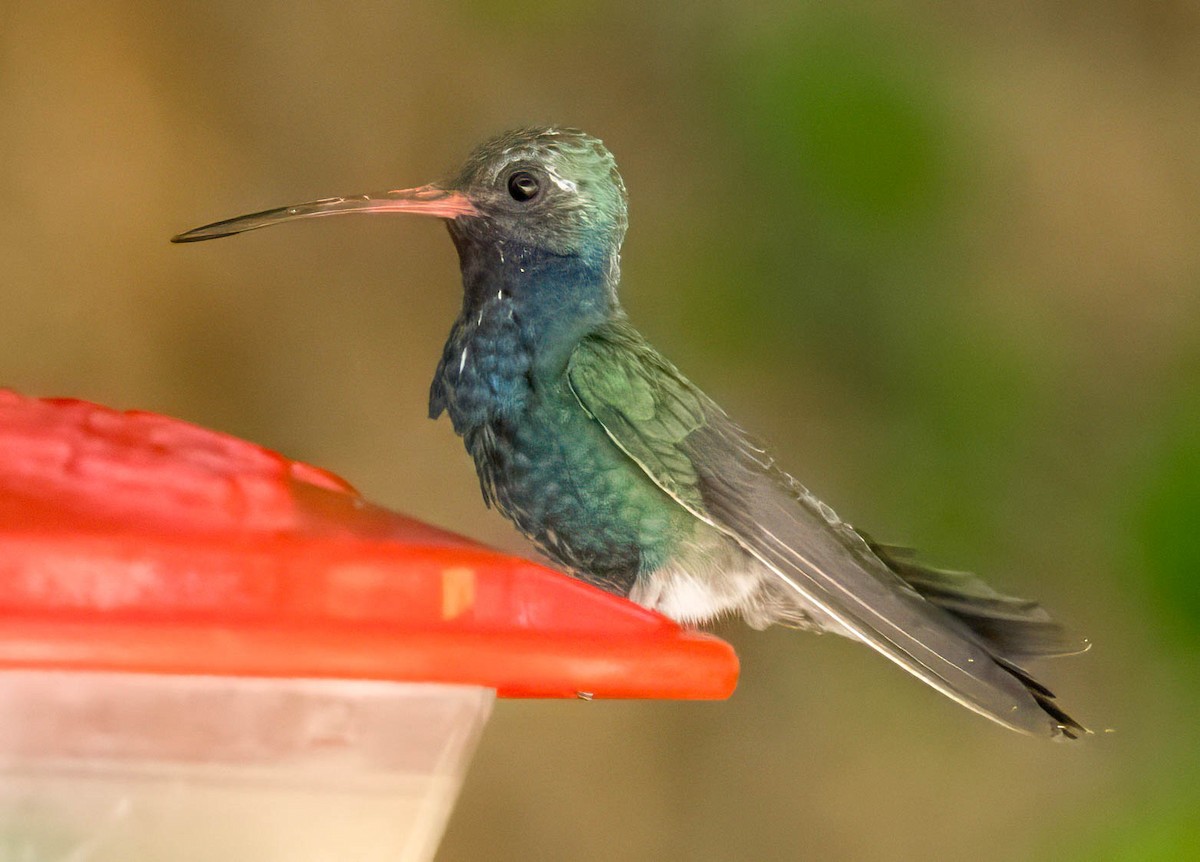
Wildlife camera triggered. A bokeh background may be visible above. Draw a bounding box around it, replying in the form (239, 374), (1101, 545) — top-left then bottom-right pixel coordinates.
(2, 2), (1198, 859)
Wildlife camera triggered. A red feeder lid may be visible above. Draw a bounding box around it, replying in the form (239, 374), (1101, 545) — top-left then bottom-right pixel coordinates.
(0, 391), (738, 700)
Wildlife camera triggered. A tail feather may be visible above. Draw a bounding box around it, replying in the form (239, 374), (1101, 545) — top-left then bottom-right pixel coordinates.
(865, 538), (1089, 738)
(991, 655), (1087, 739)
(866, 540), (1087, 659)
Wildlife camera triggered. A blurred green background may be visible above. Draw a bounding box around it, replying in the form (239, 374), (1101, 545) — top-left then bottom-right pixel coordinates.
(2, 2), (1198, 859)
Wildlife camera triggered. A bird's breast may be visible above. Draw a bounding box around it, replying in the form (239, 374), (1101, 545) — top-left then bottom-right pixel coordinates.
(429, 298), (532, 431)
(430, 310), (693, 597)
(477, 387), (693, 596)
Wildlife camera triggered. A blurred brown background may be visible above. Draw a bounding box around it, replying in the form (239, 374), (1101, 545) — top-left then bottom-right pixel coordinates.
(2, 2), (1198, 860)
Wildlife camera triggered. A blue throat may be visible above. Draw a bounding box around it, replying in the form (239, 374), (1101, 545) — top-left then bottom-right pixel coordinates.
(430, 231), (618, 432)
(459, 232), (616, 364)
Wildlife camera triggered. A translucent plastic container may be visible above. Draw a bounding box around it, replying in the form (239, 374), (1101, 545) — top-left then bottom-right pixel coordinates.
(0, 673), (492, 862)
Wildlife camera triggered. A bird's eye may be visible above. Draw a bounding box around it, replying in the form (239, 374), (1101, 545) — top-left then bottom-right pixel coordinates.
(507, 171), (540, 202)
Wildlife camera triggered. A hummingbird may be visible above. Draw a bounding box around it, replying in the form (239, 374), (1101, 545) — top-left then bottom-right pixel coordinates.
(174, 127), (1086, 738)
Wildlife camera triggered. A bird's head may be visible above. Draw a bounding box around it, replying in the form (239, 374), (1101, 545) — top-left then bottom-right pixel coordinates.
(172, 126), (628, 263)
(445, 127), (628, 260)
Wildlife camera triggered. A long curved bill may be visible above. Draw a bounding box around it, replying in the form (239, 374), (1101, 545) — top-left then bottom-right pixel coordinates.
(171, 184), (477, 243)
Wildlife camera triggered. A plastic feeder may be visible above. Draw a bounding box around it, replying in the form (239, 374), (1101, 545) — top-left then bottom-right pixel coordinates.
(0, 391), (738, 861)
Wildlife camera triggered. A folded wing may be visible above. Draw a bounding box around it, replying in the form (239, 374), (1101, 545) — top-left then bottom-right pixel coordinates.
(567, 319), (1084, 739)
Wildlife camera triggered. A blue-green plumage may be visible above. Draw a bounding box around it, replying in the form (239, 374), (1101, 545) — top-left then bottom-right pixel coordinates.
(429, 228), (691, 595)
(173, 125), (1088, 739)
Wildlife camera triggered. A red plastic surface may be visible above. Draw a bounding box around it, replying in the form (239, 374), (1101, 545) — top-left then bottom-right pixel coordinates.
(0, 391), (738, 699)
